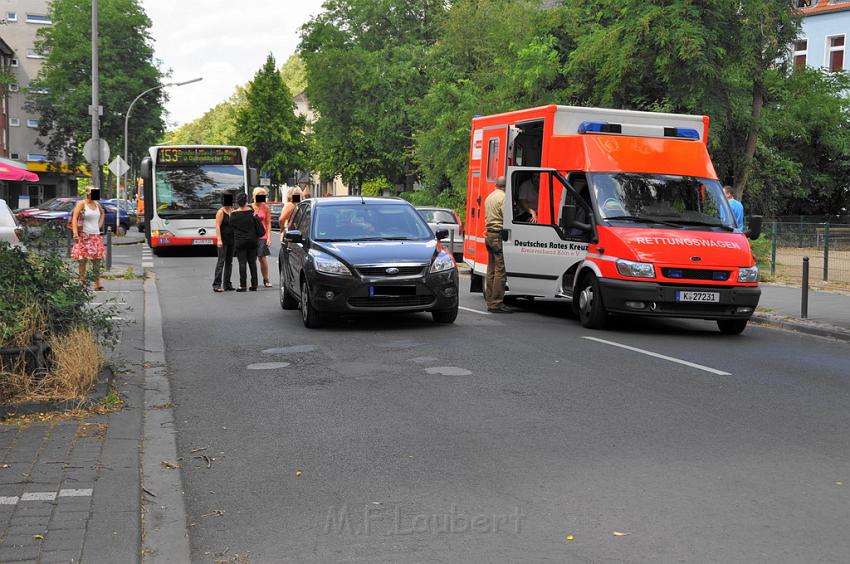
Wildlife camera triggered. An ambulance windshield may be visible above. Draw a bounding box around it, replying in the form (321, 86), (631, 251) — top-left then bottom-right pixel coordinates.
(590, 173), (736, 230)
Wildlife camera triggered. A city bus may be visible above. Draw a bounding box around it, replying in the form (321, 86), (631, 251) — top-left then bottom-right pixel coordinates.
(140, 145), (257, 254)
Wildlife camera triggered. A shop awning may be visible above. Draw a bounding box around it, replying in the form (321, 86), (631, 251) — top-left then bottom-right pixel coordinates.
(0, 162), (39, 182)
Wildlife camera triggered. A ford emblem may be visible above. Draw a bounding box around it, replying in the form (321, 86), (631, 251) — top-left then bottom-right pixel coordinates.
(386, 267), (400, 275)
(199, 228), (207, 236)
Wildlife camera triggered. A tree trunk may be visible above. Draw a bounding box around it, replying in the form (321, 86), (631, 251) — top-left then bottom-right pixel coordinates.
(733, 81), (765, 201)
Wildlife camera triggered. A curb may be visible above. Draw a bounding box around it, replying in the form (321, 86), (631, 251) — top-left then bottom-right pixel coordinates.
(750, 313), (850, 343)
(0, 367), (115, 420)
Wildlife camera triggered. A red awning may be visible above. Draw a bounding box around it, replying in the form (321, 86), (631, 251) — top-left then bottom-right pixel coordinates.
(0, 163), (39, 182)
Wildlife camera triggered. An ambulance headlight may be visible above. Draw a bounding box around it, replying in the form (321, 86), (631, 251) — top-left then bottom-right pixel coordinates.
(737, 266), (759, 283)
(430, 249), (456, 273)
(616, 259), (656, 278)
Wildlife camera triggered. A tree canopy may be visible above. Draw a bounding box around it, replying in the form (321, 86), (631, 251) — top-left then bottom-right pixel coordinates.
(28, 0), (164, 172)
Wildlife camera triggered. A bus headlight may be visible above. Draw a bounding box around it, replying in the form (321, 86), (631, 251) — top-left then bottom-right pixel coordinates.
(737, 266), (759, 283)
(616, 259), (655, 278)
(430, 250), (456, 273)
(152, 230), (174, 237)
(309, 249), (351, 276)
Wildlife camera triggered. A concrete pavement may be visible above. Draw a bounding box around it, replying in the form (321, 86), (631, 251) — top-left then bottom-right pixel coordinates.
(753, 283), (850, 341)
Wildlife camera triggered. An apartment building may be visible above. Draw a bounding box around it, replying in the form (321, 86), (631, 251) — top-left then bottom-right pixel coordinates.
(0, 0), (74, 208)
(797, 1), (849, 73)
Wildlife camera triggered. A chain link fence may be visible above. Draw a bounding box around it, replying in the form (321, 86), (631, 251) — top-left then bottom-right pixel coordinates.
(764, 217), (850, 288)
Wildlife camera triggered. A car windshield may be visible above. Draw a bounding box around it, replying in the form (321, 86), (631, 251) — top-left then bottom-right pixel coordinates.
(54, 201), (77, 212)
(155, 164), (245, 217)
(314, 203), (434, 242)
(417, 209), (456, 224)
(589, 173), (736, 230)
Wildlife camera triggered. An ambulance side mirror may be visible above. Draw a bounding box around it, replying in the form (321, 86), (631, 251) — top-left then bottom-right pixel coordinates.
(560, 204), (590, 233)
(746, 215), (763, 240)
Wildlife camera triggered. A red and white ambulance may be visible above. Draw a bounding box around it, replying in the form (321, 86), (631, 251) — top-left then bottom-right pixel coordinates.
(464, 105), (762, 334)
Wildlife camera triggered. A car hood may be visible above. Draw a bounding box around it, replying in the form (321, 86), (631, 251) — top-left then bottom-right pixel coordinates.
(606, 226), (754, 267)
(317, 240), (437, 265)
(32, 211), (69, 219)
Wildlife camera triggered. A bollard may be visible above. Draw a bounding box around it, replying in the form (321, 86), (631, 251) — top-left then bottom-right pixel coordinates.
(105, 229), (112, 271)
(770, 221), (777, 276)
(449, 229), (455, 260)
(823, 222), (829, 282)
(801, 256), (809, 319)
(66, 228), (73, 258)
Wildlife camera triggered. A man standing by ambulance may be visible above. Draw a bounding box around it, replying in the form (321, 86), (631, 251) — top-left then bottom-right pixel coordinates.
(484, 176), (512, 313)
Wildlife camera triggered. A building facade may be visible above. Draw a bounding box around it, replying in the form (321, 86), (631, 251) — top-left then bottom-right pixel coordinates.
(798, 1), (849, 72)
(0, 0), (74, 208)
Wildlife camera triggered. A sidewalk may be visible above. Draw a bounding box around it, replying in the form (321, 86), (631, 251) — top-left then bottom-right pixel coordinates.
(753, 283), (850, 342)
(0, 243), (146, 562)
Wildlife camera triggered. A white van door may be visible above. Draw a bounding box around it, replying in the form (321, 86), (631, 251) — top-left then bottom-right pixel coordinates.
(502, 167), (591, 297)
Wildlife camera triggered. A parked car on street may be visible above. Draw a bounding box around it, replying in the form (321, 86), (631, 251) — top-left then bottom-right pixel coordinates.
(269, 202), (284, 230)
(279, 197), (459, 328)
(103, 198), (138, 227)
(14, 197), (66, 222)
(0, 199), (24, 248)
(27, 197), (131, 233)
(416, 207), (463, 258)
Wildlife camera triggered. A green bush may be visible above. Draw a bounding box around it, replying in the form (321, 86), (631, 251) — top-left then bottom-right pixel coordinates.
(361, 177), (393, 197)
(749, 235), (772, 270)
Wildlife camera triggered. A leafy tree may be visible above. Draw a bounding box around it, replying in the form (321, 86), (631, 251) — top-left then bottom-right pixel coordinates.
(165, 88), (246, 145)
(280, 54), (307, 95)
(235, 53), (306, 186)
(299, 0), (447, 193)
(28, 0), (164, 174)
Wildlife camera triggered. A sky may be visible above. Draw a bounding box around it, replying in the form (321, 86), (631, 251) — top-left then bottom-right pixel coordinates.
(140, 0), (325, 128)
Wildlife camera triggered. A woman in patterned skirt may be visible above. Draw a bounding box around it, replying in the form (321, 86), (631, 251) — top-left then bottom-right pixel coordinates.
(70, 188), (106, 290)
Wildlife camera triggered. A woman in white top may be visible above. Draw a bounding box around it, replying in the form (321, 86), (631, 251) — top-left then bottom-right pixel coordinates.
(70, 188), (106, 290)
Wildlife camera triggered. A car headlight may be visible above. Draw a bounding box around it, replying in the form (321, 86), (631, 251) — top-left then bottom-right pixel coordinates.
(737, 266), (759, 283)
(430, 249), (456, 273)
(616, 259), (655, 278)
(152, 230), (174, 237)
(309, 249), (351, 275)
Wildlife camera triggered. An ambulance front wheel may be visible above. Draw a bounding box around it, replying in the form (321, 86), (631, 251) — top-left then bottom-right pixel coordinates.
(577, 274), (607, 329)
(717, 319), (748, 335)
(470, 273), (483, 293)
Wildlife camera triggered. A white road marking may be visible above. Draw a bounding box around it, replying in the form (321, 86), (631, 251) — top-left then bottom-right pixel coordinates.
(0, 496), (19, 505)
(21, 492), (56, 501)
(142, 262), (154, 268)
(424, 366), (472, 376)
(459, 306), (491, 315)
(59, 488), (93, 497)
(247, 362), (291, 370)
(582, 336), (732, 376)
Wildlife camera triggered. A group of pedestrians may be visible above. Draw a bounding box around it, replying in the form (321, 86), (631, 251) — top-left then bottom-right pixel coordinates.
(212, 186), (304, 293)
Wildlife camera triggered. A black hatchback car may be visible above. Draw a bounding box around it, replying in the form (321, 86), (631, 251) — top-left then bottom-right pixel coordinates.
(279, 197), (459, 328)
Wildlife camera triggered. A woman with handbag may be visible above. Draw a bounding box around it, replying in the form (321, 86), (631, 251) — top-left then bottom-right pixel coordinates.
(212, 192), (236, 292)
(251, 187), (273, 288)
(229, 192), (264, 291)
(70, 188), (106, 290)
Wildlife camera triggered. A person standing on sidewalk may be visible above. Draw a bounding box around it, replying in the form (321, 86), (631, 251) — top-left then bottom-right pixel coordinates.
(212, 192), (235, 292)
(230, 192), (261, 291)
(70, 187), (106, 291)
(252, 187), (274, 288)
(723, 186), (745, 230)
(484, 176), (511, 313)
(278, 187), (302, 241)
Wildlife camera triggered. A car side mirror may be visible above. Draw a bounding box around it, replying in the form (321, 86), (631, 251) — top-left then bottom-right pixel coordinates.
(746, 215), (762, 240)
(284, 229), (302, 244)
(435, 228), (449, 240)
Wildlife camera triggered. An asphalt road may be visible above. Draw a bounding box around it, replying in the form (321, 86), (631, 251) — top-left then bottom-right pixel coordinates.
(152, 239), (850, 563)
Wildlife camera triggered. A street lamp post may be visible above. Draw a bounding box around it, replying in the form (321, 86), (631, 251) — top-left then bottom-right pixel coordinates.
(122, 77), (202, 211)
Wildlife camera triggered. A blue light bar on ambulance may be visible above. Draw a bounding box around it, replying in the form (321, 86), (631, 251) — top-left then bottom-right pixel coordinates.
(663, 127), (700, 140)
(578, 121), (622, 134)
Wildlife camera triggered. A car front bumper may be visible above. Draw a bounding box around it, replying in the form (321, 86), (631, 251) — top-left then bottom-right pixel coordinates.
(598, 278), (761, 320)
(307, 268), (459, 314)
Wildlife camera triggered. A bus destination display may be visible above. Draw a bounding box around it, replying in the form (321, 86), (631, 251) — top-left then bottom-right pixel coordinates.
(157, 147), (243, 165)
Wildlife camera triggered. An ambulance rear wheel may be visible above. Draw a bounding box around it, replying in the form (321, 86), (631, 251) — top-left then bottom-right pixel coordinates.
(577, 274), (607, 329)
(717, 319), (748, 335)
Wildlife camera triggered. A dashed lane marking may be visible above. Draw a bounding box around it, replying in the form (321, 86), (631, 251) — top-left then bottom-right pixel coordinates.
(0, 488), (94, 505)
(582, 336), (732, 376)
(459, 306), (491, 315)
(20, 492), (57, 502)
(59, 488), (93, 497)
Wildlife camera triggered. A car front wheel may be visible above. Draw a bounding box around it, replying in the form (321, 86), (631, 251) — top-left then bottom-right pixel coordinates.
(432, 304), (458, 324)
(300, 280), (324, 328)
(280, 268), (297, 310)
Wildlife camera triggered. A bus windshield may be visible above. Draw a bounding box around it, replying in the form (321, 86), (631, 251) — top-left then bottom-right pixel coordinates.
(589, 173), (736, 231)
(155, 164), (245, 218)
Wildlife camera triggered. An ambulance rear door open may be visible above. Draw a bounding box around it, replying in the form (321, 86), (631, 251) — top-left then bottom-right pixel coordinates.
(502, 166), (593, 297)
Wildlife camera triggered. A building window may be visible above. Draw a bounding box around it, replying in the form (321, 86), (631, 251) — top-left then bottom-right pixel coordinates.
(6, 12), (16, 22)
(9, 118), (20, 127)
(10, 153), (19, 160)
(8, 84), (19, 92)
(27, 153), (47, 162)
(25, 14), (51, 24)
(26, 49), (46, 59)
(827, 35), (845, 73)
(27, 119), (38, 128)
(9, 58), (18, 67)
(793, 39), (808, 68)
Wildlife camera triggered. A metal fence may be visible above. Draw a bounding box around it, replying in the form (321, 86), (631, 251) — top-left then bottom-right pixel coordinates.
(764, 219), (850, 287)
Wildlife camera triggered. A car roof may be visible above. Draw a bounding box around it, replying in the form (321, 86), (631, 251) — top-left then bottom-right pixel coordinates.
(310, 196), (408, 207)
